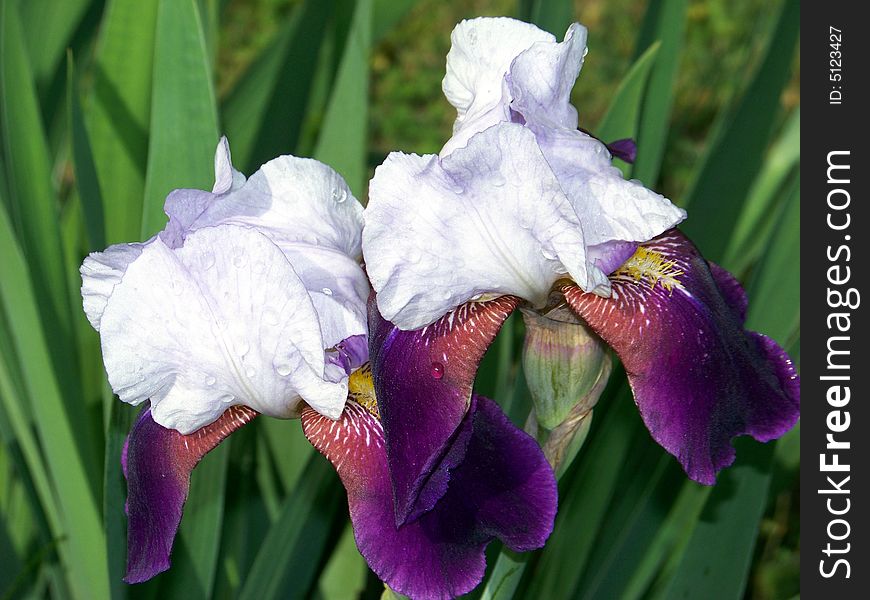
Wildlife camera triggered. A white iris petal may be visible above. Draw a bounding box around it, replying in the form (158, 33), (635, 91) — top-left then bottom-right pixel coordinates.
(81, 138), (367, 432)
(364, 17), (686, 330)
(365, 124), (598, 330)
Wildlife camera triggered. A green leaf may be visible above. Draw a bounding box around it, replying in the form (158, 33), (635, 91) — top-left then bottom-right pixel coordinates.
(0, 0), (73, 346)
(621, 481), (710, 600)
(0, 201), (109, 600)
(0, 0), (97, 498)
(724, 108), (800, 274)
(680, 0), (799, 262)
(221, 0), (334, 172)
(315, 523), (368, 600)
(519, 0), (574, 36)
(19, 0), (91, 85)
(313, 0), (372, 197)
(67, 53), (106, 251)
(103, 398), (136, 600)
(595, 42), (661, 177)
(631, 0), (688, 186)
(88, 0), (159, 243)
(238, 456), (342, 600)
(658, 439), (775, 600)
(141, 0), (219, 236)
(523, 391), (636, 598)
(745, 175), (800, 340)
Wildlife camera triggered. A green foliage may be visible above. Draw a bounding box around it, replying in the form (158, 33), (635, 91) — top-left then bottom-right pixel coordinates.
(0, 1), (799, 599)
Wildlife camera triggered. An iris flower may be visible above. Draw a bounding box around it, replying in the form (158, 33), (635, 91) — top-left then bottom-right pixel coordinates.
(363, 17), (800, 485)
(81, 138), (556, 598)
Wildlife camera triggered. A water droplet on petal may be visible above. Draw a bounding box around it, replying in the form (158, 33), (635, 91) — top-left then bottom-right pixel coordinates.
(332, 188), (348, 203)
(245, 367), (256, 378)
(276, 364), (292, 377)
(232, 246), (246, 268)
(237, 342), (249, 356)
(221, 394), (235, 404)
(321, 287), (333, 296)
(541, 247), (556, 260)
(205, 375), (216, 386)
(430, 362), (444, 379)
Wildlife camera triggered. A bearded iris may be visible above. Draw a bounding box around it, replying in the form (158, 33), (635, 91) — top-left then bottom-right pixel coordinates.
(82, 138), (556, 597)
(363, 17), (800, 485)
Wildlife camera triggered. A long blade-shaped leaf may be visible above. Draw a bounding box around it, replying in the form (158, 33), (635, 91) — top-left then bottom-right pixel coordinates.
(596, 42), (661, 176)
(0, 0), (97, 494)
(0, 1), (71, 346)
(19, 0), (91, 86)
(68, 54), (106, 251)
(313, 0), (372, 197)
(221, 0), (334, 172)
(680, 0), (799, 261)
(519, 0), (574, 36)
(87, 0), (159, 243)
(724, 108), (800, 274)
(0, 202), (109, 600)
(141, 0), (219, 236)
(631, 0), (688, 186)
(238, 456), (342, 600)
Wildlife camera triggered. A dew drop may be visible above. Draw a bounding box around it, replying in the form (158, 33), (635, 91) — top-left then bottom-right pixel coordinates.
(332, 188), (348, 203)
(541, 247), (556, 260)
(205, 375), (216, 386)
(430, 362), (444, 379)
(221, 394), (235, 404)
(245, 367), (256, 378)
(232, 246), (246, 268)
(237, 342), (250, 356)
(321, 287), (333, 296)
(276, 364), (292, 376)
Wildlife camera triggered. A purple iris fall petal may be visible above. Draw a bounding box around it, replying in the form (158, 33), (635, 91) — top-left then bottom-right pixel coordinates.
(562, 228), (800, 484)
(300, 395), (556, 600)
(123, 404), (257, 583)
(368, 295), (520, 525)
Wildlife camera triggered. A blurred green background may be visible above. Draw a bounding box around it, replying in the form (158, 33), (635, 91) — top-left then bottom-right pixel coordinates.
(0, 0), (799, 598)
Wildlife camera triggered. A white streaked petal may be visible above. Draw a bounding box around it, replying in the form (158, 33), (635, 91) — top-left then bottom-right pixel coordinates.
(538, 128), (686, 248)
(365, 123), (600, 330)
(283, 248), (369, 349)
(188, 154), (364, 260)
(80, 241), (148, 330)
(441, 17), (554, 155)
(98, 225), (347, 433)
(212, 136), (247, 194)
(507, 23), (587, 131)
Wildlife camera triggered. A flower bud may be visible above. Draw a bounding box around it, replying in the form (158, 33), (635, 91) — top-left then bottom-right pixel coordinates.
(521, 306), (610, 431)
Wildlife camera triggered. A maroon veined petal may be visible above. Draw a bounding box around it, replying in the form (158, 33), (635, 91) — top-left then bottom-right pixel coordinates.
(123, 404), (256, 583)
(367, 295), (519, 526)
(563, 229), (799, 484)
(300, 395), (556, 600)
